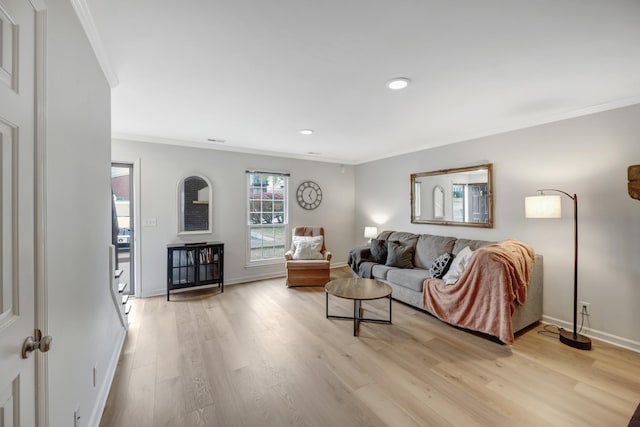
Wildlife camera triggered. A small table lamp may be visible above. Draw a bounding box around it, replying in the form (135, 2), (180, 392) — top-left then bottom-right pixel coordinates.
(364, 226), (378, 242)
(525, 189), (591, 350)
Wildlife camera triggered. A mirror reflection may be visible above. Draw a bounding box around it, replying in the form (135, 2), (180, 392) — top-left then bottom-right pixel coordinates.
(411, 164), (493, 228)
(433, 185), (444, 219)
(178, 175), (212, 234)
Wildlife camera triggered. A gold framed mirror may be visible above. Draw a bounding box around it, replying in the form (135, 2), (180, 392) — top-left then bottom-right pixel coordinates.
(411, 163), (493, 228)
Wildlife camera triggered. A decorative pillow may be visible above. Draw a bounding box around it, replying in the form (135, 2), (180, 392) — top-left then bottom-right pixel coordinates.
(442, 246), (473, 285)
(429, 253), (453, 279)
(292, 235), (324, 260)
(385, 240), (415, 268)
(369, 239), (387, 264)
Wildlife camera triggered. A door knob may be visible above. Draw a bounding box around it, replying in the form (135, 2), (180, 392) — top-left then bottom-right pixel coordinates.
(21, 329), (52, 359)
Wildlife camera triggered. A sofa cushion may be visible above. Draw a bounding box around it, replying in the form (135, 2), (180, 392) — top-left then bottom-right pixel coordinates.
(429, 253), (453, 279)
(386, 240), (415, 268)
(387, 268), (431, 292)
(414, 234), (457, 269)
(372, 264), (397, 281)
(452, 238), (493, 255)
(369, 239), (387, 264)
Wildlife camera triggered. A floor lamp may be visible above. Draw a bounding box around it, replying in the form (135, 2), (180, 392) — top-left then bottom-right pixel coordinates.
(525, 189), (592, 350)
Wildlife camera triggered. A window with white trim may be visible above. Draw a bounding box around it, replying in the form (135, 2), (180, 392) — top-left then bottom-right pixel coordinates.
(246, 171), (288, 264)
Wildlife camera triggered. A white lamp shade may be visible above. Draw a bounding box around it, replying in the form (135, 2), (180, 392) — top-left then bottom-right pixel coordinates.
(525, 195), (562, 218)
(364, 226), (378, 239)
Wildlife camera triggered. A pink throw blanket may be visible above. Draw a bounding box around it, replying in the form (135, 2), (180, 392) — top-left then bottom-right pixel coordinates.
(422, 239), (535, 345)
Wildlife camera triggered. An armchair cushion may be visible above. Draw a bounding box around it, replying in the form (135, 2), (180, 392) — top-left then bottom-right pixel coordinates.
(292, 235), (324, 260)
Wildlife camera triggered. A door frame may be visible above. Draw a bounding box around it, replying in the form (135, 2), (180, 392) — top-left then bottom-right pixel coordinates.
(111, 159), (141, 297)
(32, 2), (48, 426)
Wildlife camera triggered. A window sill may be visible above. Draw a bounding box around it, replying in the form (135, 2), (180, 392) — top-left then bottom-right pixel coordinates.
(246, 258), (284, 268)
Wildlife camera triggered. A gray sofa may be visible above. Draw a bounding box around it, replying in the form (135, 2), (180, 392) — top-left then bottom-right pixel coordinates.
(348, 231), (543, 338)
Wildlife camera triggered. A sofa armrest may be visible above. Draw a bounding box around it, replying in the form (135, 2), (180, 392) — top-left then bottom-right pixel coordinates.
(347, 245), (372, 271)
(285, 250), (294, 260)
(324, 251), (332, 261)
(512, 254), (543, 332)
(354, 246), (372, 259)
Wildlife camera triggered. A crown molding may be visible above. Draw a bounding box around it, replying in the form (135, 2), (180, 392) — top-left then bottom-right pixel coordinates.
(115, 94), (640, 166)
(357, 94), (640, 164)
(70, 0), (119, 87)
(112, 132), (358, 165)
(28, 0), (47, 11)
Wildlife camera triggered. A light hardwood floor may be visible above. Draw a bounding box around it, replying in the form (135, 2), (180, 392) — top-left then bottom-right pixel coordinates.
(100, 267), (640, 427)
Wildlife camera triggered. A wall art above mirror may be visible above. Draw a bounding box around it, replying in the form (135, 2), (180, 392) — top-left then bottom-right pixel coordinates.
(178, 175), (213, 234)
(411, 163), (493, 228)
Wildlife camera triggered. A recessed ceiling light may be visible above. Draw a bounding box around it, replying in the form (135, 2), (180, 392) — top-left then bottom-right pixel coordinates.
(386, 77), (410, 90)
(300, 129), (314, 135)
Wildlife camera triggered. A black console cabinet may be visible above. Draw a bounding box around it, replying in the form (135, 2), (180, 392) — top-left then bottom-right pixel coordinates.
(167, 242), (224, 300)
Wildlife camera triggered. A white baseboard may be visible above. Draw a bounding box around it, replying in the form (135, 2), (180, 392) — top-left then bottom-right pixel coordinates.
(542, 315), (640, 353)
(88, 326), (127, 426)
(140, 263), (349, 298)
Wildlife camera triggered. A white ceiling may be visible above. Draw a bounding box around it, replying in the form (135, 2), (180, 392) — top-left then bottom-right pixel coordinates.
(84, 0), (640, 164)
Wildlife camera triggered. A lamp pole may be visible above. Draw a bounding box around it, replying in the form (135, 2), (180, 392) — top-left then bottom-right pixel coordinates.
(571, 193), (579, 340)
(538, 189), (591, 350)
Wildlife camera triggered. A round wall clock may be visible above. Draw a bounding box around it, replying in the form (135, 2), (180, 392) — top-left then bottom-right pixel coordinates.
(296, 181), (322, 210)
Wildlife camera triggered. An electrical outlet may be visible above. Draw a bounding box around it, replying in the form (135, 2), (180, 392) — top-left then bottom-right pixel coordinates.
(580, 301), (590, 316)
(74, 405), (81, 427)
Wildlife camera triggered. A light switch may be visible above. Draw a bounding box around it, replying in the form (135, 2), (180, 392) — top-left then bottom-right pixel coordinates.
(143, 217), (157, 227)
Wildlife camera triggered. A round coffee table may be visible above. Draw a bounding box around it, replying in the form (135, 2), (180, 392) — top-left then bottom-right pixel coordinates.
(325, 278), (392, 336)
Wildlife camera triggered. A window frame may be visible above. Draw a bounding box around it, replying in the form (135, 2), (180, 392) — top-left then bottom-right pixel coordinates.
(245, 171), (289, 266)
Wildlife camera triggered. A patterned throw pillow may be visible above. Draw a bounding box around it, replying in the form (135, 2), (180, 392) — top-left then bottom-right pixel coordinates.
(429, 253), (453, 279)
(370, 239), (388, 264)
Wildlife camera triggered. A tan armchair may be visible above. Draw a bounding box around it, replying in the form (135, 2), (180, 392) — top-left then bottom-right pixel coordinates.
(285, 226), (332, 287)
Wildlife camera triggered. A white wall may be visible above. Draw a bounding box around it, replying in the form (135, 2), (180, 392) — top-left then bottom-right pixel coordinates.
(355, 104), (640, 350)
(112, 139), (355, 297)
(45, 2), (123, 425)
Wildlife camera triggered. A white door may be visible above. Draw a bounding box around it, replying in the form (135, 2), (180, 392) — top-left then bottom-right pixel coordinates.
(0, 0), (39, 425)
